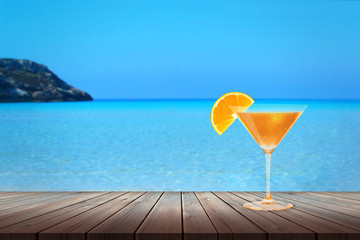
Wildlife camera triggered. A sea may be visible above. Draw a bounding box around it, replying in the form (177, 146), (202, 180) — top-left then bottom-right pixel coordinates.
(0, 99), (359, 191)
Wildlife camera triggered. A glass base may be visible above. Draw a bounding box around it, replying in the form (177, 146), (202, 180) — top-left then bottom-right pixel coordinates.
(243, 200), (293, 211)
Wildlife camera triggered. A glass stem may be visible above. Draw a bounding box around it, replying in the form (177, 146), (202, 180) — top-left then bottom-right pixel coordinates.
(263, 153), (274, 204)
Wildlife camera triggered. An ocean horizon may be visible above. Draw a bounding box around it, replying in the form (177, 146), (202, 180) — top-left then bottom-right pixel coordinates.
(0, 99), (359, 191)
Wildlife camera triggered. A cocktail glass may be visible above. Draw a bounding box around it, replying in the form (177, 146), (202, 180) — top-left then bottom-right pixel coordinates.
(232, 104), (307, 211)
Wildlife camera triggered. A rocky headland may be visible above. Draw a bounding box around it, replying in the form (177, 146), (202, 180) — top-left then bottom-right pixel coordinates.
(0, 58), (93, 102)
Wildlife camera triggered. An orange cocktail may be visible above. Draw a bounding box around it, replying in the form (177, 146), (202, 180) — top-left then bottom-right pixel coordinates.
(210, 93), (306, 211)
(234, 105), (306, 210)
(236, 112), (302, 154)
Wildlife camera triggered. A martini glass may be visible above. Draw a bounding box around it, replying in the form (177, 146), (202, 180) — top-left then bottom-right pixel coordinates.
(232, 104), (307, 211)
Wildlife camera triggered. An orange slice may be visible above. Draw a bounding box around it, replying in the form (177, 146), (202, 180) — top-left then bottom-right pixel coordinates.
(210, 92), (254, 135)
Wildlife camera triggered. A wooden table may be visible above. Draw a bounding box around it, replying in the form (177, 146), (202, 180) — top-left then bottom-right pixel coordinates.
(0, 192), (359, 240)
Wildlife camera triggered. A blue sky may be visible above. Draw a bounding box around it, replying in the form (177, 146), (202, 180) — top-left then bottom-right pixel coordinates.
(1, 0), (359, 99)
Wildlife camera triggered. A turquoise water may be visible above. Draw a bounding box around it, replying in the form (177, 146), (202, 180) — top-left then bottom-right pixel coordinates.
(0, 100), (359, 191)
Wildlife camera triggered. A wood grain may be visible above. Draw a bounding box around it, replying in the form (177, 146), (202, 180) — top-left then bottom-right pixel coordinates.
(272, 192), (360, 231)
(182, 192), (217, 240)
(216, 192), (315, 240)
(40, 192), (143, 240)
(242, 192), (360, 240)
(0, 192), (125, 240)
(0, 192), (84, 217)
(196, 192), (266, 240)
(88, 192), (162, 240)
(136, 192), (183, 240)
(0, 192), (106, 229)
(0, 192), (358, 240)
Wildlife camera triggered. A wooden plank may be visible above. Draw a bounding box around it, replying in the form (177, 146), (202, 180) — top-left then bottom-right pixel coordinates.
(215, 192), (315, 240)
(136, 192), (182, 240)
(319, 192), (360, 201)
(0, 192), (72, 207)
(40, 192), (145, 240)
(194, 192), (232, 240)
(0, 192), (107, 229)
(0, 192), (358, 240)
(0, 192), (49, 201)
(0, 192), (129, 240)
(88, 192), (162, 240)
(0, 192), (69, 202)
(0, 192), (14, 195)
(305, 192), (360, 209)
(276, 192), (360, 219)
(182, 192), (217, 240)
(333, 192), (360, 200)
(296, 192), (360, 210)
(271, 192), (360, 231)
(0, 192), (83, 218)
(0, 192), (84, 217)
(196, 192), (266, 240)
(239, 192), (360, 240)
